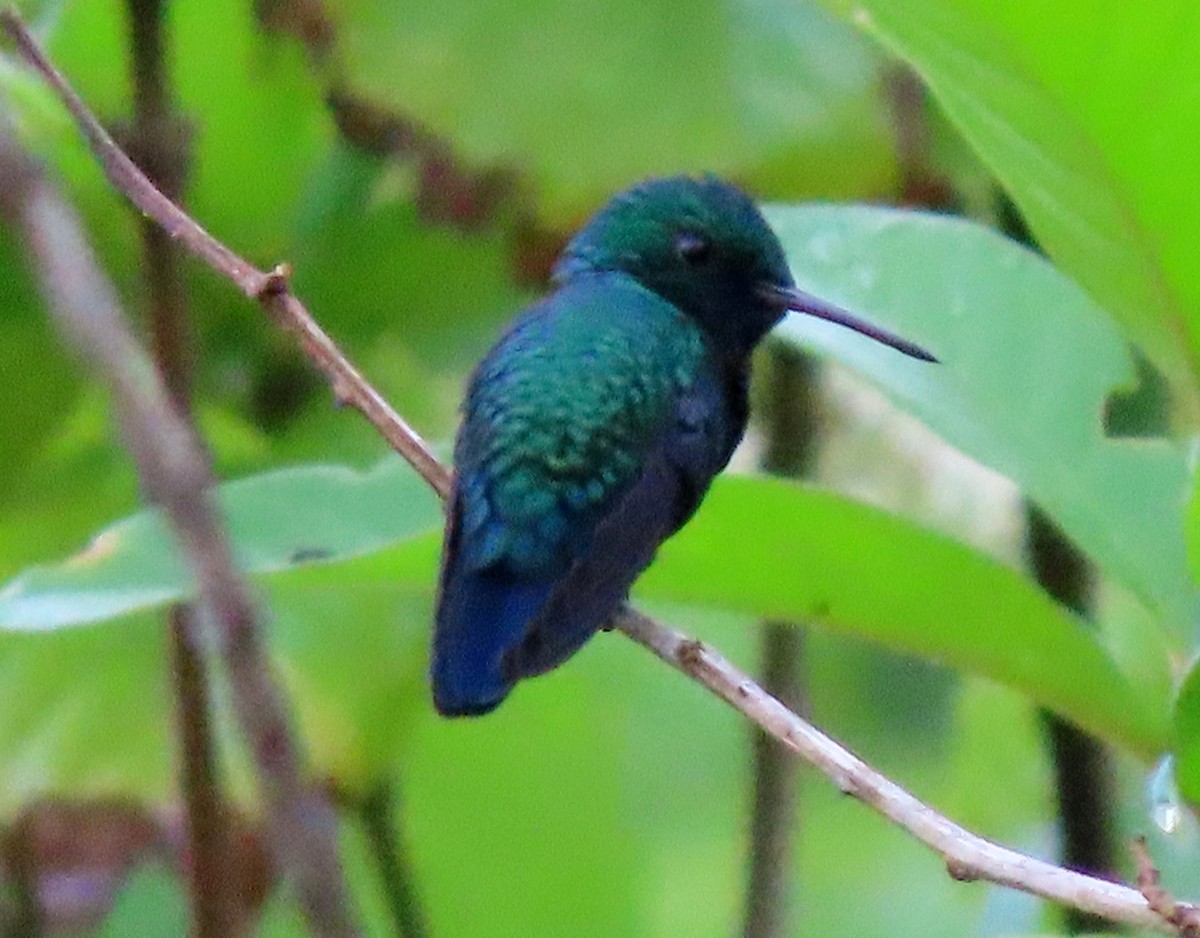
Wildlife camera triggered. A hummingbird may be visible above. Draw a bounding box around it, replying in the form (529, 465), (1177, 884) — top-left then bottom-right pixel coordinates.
(432, 175), (935, 716)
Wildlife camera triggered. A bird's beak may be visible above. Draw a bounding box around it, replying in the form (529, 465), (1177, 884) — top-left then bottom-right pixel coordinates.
(760, 284), (938, 363)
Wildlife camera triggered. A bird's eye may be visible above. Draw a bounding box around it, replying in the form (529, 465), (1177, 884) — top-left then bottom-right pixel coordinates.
(674, 232), (711, 266)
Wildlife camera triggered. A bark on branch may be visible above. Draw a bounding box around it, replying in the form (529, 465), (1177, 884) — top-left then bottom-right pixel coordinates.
(0, 121), (360, 938)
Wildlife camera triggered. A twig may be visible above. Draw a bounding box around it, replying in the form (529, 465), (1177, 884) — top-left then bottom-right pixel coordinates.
(125, 0), (193, 408)
(121, 1), (241, 934)
(1, 818), (42, 936)
(744, 344), (820, 938)
(0, 8), (448, 500)
(0, 130), (359, 938)
(745, 624), (804, 938)
(167, 606), (242, 938)
(1132, 838), (1200, 937)
(1009, 194), (1120, 933)
(356, 785), (429, 938)
(0, 8), (1191, 933)
(616, 608), (1170, 931)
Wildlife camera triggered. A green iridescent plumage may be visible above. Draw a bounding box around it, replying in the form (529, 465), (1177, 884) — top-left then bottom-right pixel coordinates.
(456, 276), (710, 575)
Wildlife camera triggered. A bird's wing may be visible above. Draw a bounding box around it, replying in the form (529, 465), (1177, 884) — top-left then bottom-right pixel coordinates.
(508, 362), (736, 679)
(433, 274), (734, 713)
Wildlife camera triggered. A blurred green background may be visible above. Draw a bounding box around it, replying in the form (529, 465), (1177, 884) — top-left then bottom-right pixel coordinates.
(2, 0), (1200, 935)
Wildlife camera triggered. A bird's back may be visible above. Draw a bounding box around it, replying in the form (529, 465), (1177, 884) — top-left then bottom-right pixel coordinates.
(433, 272), (716, 715)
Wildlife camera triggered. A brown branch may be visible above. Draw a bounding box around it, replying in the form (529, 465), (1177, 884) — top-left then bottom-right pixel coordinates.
(1, 8), (1192, 934)
(744, 344), (821, 938)
(616, 608), (1174, 932)
(0, 130), (359, 938)
(1133, 838), (1200, 937)
(122, 2), (240, 934)
(744, 623), (805, 938)
(0, 9), (448, 500)
(168, 607), (243, 938)
(1027, 506), (1119, 934)
(1, 818), (41, 936)
(126, 0), (194, 408)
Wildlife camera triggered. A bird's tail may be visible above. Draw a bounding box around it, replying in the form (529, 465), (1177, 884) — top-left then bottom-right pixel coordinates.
(431, 566), (547, 716)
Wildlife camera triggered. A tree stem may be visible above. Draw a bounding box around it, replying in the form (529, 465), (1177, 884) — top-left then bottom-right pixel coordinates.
(998, 190), (1121, 935)
(1027, 506), (1119, 934)
(124, 2), (240, 935)
(357, 785), (429, 938)
(744, 346), (820, 938)
(745, 623), (808, 938)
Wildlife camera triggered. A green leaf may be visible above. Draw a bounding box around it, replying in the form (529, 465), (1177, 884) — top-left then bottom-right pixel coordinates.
(0, 581), (430, 812)
(1187, 470), (1200, 588)
(0, 233), (90, 525)
(637, 476), (1170, 757)
(0, 457), (440, 630)
(0, 459), (439, 808)
(403, 651), (643, 937)
(0, 458), (1169, 762)
(831, 0), (1200, 420)
(334, 0), (897, 221)
(0, 613), (174, 810)
(267, 580), (430, 791)
(1176, 470), (1200, 804)
(767, 204), (1194, 636)
(1173, 661), (1200, 807)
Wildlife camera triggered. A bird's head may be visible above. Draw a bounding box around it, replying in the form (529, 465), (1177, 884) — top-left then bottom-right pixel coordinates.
(554, 175), (935, 362)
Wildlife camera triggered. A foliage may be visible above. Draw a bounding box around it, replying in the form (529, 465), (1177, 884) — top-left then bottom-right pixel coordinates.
(2, 0), (1200, 935)
(832, 0), (1200, 423)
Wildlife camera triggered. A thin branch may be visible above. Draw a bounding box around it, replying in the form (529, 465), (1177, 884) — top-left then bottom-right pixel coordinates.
(1007, 189), (1120, 933)
(356, 785), (429, 938)
(1, 818), (42, 936)
(0, 9), (448, 500)
(744, 344), (821, 938)
(122, 1), (240, 934)
(126, 0), (194, 407)
(1133, 838), (1200, 937)
(167, 605), (242, 938)
(744, 624), (805, 938)
(0, 131), (359, 938)
(2, 8), (1193, 934)
(615, 608), (1172, 932)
